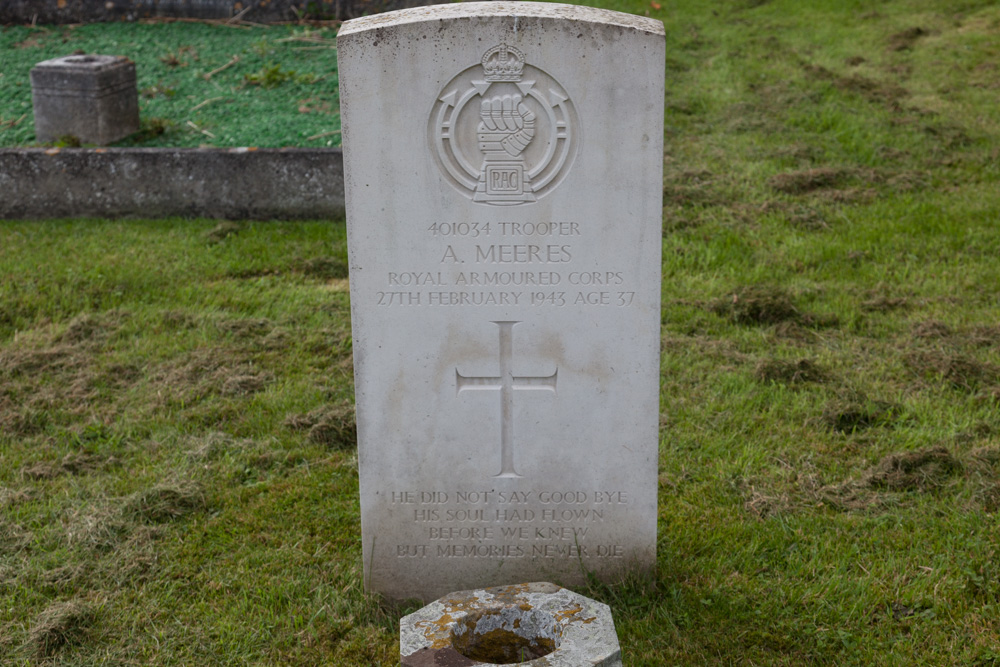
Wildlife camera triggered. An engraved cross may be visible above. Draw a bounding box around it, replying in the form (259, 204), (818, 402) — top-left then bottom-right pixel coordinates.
(456, 321), (557, 478)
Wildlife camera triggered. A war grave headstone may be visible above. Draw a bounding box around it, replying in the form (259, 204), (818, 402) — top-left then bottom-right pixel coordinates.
(338, 1), (665, 602)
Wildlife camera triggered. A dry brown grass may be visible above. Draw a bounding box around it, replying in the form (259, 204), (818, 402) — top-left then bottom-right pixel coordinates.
(21, 453), (110, 480)
(821, 394), (900, 433)
(27, 600), (95, 659)
(284, 402), (357, 449)
(887, 26), (929, 52)
(123, 481), (207, 524)
(204, 221), (243, 243)
(768, 167), (850, 194)
(905, 350), (1000, 392)
(710, 285), (802, 326)
(754, 358), (830, 385)
(818, 447), (964, 512)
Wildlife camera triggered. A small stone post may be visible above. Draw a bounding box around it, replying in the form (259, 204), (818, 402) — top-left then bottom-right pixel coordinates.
(30, 54), (140, 145)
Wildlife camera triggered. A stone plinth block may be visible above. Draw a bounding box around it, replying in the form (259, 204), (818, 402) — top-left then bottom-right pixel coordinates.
(400, 582), (621, 666)
(30, 54), (140, 145)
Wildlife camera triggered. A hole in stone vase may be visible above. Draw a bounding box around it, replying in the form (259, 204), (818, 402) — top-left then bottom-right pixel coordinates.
(66, 56), (98, 63)
(451, 606), (561, 664)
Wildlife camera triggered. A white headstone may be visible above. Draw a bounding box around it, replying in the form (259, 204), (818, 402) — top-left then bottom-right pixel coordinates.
(339, 1), (664, 602)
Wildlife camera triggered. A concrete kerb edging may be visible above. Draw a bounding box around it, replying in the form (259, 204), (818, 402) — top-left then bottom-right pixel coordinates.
(400, 582), (622, 667)
(0, 147), (345, 221)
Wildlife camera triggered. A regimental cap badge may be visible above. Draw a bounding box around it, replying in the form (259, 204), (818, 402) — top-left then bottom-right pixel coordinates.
(430, 43), (579, 206)
(481, 44), (525, 82)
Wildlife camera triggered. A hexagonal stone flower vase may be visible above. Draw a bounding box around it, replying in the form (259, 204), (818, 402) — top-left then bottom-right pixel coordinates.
(400, 582), (621, 666)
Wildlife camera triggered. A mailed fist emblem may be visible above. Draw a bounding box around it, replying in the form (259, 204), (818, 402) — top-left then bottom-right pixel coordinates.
(429, 44), (579, 206)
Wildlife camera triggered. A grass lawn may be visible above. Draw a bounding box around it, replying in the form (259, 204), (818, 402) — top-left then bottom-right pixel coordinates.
(0, 21), (341, 148)
(3, 0), (1000, 664)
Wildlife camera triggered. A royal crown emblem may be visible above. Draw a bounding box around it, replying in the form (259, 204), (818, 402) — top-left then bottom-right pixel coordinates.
(429, 44), (579, 206)
(481, 44), (525, 82)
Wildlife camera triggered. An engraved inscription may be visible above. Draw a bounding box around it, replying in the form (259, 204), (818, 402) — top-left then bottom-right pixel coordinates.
(371, 219), (640, 308)
(429, 44), (579, 206)
(456, 321), (556, 478)
(389, 489), (630, 560)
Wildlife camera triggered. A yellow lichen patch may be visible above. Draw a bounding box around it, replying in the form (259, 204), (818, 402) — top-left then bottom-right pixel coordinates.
(416, 612), (458, 647)
(428, 637), (452, 649)
(553, 604), (584, 623)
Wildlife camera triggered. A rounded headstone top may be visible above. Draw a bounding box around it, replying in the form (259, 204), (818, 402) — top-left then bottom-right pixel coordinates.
(338, 1), (665, 38)
(400, 582), (622, 666)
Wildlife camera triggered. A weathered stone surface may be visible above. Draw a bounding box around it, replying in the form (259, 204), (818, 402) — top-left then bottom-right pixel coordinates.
(0, 147), (345, 220)
(339, 2), (664, 601)
(31, 54), (139, 145)
(400, 582), (621, 666)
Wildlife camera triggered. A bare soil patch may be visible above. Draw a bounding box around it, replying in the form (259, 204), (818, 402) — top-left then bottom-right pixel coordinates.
(710, 285), (835, 329)
(768, 167), (849, 194)
(904, 350), (999, 392)
(21, 453), (111, 480)
(284, 402), (357, 449)
(217, 318), (273, 338)
(124, 481), (206, 524)
(297, 256), (350, 280)
(869, 601), (931, 624)
(710, 285), (800, 325)
(863, 446), (961, 491)
(887, 27), (928, 52)
(819, 446), (962, 512)
(802, 65), (907, 106)
(754, 358), (830, 385)
(767, 167), (882, 196)
(822, 395), (899, 433)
